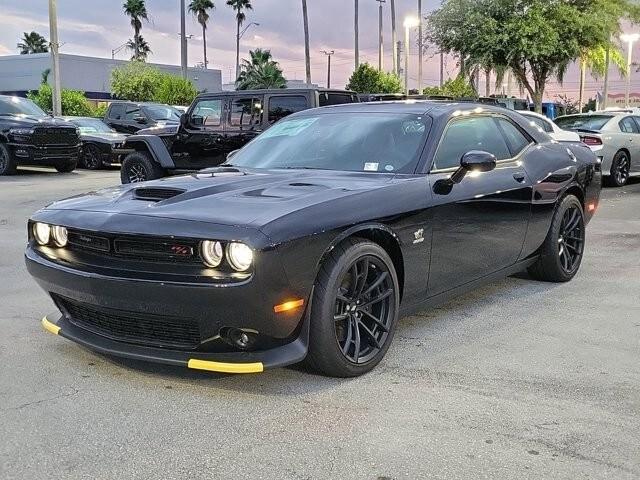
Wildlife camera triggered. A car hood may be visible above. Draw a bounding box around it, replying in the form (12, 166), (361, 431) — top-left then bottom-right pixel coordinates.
(42, 168), (396, 229)
(80, 132), (128, 143)
(136, 124), (179, 136)
(1, 114), (75, 128)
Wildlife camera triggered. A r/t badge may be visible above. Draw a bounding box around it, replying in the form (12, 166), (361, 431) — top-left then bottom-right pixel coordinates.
(413, 228), (425, 244)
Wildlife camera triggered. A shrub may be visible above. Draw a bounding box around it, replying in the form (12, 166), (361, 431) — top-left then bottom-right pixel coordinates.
(111, 61), (162, 102)
(155, 75), (198, 106)
(27, 84), (93, 116)
(423, 76), (476, 99)
(346, 63), (403, 94)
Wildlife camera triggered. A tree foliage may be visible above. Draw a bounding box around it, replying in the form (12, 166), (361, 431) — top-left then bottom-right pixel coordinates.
(18, 31), (48, 54)
(423, 76), (476, 98)
(236, 49), (286, 90)
(28, 84), (93, 116)
(426, 0), (638, 112)
(346, 63), (403, 93)
(111, 62), (198, 105)
(123, 0), (150, 61)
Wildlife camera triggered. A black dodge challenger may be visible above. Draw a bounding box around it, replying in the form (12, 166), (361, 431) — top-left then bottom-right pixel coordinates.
(26, 102), (601, 377)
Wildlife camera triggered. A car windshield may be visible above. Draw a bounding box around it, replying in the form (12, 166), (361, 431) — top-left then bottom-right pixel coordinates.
(227, 113), (428, 174)
(0, 96), (47, 117)
(143, 105), (182, 121)
(555, 115), (612, 131)
(69, 118), (115, 134)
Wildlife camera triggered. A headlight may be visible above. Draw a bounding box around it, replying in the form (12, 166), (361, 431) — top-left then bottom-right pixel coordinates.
(200, 240), (223, 268)
(10, 128), (34, 136)
(227, 242), (253, 272)
(33, 223), (51, 245)
(51, 226), (68, 247)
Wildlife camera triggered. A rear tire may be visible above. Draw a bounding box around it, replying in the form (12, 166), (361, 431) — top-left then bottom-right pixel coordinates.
(305, 238), (400, 377)
(605, 150), (630, 187)
(0, 143), (17, 176)
(120, 151), (165, 184)
(81, 143), (104, 170)
(528, 195), (585, 283)
(55, 159), (77, 173)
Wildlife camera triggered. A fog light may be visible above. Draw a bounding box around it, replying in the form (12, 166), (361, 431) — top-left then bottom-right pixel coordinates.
(227, 242), (253, 271)
(33, 223), (50, 245)
(220, 327), (258, 351)
(51, 226), (68, 247)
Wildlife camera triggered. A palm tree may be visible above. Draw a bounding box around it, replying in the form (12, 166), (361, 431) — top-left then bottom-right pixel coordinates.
(226, 0), (253, 80)
(189, 0), (215, 69)
(302, 0), (311, 85)
(236, 48), (286, 90)
(579, 45), (626, 112)
(354, 0), (359, 69)
(123, 0), (149, 61)
(17, 32), (48, 54)
(126, 36), (152, 61)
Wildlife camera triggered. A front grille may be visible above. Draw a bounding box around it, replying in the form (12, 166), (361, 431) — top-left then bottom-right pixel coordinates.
(68, 231), (110, 252)
(32, 127), (78, 146)
(56, 295), (202, 349)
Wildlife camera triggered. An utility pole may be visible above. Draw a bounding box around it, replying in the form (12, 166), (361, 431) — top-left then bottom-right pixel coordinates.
(439, 52), (444, 87)
(180, 0), (188, 79)
(302, 0), (311, 85)
(48, 0), (62, 116)
(321, 50), (334, 88)
(417, 0), (423, 93)
(354, 0), (359, 69)
(376, 0), (385, 71)
(603, 44), (610, 109)
(390, 0), (397, 75)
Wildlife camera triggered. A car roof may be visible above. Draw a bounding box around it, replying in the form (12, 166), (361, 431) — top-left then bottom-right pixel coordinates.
(108, 101), (171, 106)
(196, 88), (356, 99)
(519, 111), (550, 120)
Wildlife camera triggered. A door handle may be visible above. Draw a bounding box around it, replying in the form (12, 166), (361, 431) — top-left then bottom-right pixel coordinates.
(513, 172), (526, 183)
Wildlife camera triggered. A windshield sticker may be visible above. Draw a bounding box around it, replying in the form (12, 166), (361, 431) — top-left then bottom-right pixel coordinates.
(261, 118), (318, 139)
(364, 162), (379, 172)
(385, 165), (394, 172)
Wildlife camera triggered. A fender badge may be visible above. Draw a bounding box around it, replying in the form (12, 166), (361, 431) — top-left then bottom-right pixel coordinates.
(413, 228), (425, 244)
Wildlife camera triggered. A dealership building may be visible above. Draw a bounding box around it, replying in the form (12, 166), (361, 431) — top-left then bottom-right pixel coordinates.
(0, 53), (222, 102)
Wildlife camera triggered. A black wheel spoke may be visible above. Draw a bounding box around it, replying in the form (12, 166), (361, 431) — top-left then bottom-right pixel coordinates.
(360, 288), (393, 308)
(359, 322), (382, 349)
(334, 313), (349, 322)
(360, 309), (389, 332)
(352, 318), (361, 362)
(363, 271), (388, 297)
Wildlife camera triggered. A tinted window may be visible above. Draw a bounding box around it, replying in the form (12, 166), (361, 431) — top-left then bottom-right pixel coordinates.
(498, 118), (531, 155)
(555, 115), (613, 131)
(108, 104), (126, 119)
(228, 113), (427, 174)
(523, 115), (553, 133)
(124, 106), (142, 121)
(619, 117), (639, 133)
(69, 118), (114, 133)
(230, 97), (263, 127)
(192, 99), (223, 128)
(319, 93), (356, 106)
(433, 116), (511, 170)
(268, 96), (308, 123)
(143, 105), (182, 121)
(0, 97), (46, 116)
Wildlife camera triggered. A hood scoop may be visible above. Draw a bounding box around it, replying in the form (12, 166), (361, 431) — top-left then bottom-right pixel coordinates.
(133, 187), (186, 202)
(197, 166), (247, 177)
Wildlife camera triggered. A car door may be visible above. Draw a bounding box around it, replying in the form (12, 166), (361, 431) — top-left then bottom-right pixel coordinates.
(426, 114), (533, 296)
(223, 95), (265, 152)
(630, 116), (640, 172)
(105, 104), (126, 133)
(172, 97), (227, 169)
(122, 104), (149, 133)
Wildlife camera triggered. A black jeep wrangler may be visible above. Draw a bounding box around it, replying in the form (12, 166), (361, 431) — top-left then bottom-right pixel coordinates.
(0, 95), (80, 176)
(118, 88), (359, 183)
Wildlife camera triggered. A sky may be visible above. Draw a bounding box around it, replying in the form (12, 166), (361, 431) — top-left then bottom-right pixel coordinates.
(0, 0), (637, 100)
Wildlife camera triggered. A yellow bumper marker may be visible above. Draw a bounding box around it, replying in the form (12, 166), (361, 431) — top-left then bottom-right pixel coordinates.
(41, 316), (60, 335)
(187, 359), (264, 374)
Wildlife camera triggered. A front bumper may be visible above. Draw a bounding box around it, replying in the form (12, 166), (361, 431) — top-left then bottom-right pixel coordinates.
(10, 143), (80, 164)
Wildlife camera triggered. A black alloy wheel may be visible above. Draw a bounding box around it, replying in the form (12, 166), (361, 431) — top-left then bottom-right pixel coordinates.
(0, 143), (17, 176)
(608, 151), (631, 187)
(306, 238), (400, 377)
(557, 204), (585, 275)
(120, 151), (164, 184)
(82, 144), (103, 170)
(334, 255), (395, 364)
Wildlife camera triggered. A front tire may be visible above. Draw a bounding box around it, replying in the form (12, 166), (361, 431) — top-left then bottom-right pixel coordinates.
(120, 151), (165, 184)
(528, 195), (585, 282)
(55, 159), (77, 173)
(81, 143), (104, 170)
(0, 143), (17, 176)
(605, 150), (630, 187)
(306, 238), (400, 377)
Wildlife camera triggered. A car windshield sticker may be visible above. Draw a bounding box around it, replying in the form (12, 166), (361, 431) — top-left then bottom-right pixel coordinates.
(385, 165), (394, 171)
(261, 118), (318, 139)
(364, 162), (379, 171)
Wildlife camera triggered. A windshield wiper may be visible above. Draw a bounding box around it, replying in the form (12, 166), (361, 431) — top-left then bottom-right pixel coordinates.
(282, 166), (326, 170)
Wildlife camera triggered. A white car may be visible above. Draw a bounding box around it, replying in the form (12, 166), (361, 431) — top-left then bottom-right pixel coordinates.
(519, 111), (580, 143)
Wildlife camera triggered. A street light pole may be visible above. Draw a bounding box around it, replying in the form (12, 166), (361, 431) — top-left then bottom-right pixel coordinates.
(376, 0), (385, 71)
(321, 50), (334, 88)
(621, 33), (640, 107)
(417, 0), (423, 93)
(180, 0), (188, 79)
(354, 0), (359, 69)
(404, 16), (419, 94)
(48, 0), (62, 116)
(390, 0), (397, 75)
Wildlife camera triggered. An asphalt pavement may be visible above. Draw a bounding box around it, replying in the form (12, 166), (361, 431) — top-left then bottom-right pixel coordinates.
(0, 167), (638, 479)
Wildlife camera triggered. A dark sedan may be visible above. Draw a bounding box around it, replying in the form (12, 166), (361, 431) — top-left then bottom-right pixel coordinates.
(62, 117), (128, 170)
(26, 102), (601, 377)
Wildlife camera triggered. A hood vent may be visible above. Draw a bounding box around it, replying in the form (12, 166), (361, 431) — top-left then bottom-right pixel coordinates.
(133, 187), (186, 202)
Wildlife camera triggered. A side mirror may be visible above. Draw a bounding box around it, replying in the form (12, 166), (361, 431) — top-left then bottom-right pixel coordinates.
(227, 149), (240, 160)
(134, 115), (148, 124)
(180, 113), (188, 127)
(450, 150), (497, 184)
(191, 115), (204, 127)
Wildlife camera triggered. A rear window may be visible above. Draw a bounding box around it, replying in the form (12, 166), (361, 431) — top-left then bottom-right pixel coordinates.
(319, 92), (357, 107)
(268, 95), (308, 123)
(555, 115), (612, 131)
(108, 104), (126, 119)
